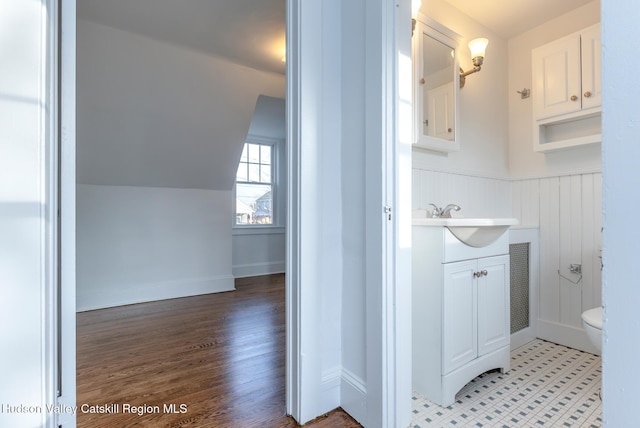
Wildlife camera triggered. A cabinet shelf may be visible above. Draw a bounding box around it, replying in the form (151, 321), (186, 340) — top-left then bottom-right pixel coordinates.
(534, 109), (601, 152)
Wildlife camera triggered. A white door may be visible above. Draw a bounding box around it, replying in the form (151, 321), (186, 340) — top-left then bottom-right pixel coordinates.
(477, 255), (510, 356)
(443, 260), (478, 374)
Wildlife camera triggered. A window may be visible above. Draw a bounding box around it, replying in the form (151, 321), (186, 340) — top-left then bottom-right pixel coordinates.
(235, 142), (273, 225)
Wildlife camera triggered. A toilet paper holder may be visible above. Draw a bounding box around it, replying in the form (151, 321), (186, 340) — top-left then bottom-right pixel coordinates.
(558, 264), (582, 284)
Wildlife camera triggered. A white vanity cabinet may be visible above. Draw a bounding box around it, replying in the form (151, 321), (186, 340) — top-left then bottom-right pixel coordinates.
(412, 225), (510, 407)
(532, 23), (601, 152)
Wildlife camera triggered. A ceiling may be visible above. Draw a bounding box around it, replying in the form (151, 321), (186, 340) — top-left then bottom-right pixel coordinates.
(439, 0), (596, 39)
(78, 0), (595, 76)
(77, 0), (286, 75)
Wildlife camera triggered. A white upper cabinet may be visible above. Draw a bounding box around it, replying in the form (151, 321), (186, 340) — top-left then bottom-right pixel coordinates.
(532, 24), (601, 152)
(533, 24), (601, 120)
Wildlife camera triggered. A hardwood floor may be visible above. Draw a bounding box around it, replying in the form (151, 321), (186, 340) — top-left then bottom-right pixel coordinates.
(77, 274), (361, 427)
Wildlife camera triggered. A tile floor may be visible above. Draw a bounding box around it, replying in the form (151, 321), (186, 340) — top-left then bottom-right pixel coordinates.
(411, 339), (602, 427)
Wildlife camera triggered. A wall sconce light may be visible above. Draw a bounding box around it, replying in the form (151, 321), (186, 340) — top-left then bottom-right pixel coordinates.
(411, 0), (422, 36)
(459, 38), (488, 88)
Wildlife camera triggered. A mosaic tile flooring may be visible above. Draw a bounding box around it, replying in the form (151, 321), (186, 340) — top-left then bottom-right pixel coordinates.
(411, 339), (602, 427)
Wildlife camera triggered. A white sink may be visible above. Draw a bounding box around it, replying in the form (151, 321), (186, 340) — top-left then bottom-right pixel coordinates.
(412, 218), (519, 247)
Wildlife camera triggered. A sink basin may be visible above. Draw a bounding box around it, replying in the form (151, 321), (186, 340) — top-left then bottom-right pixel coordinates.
(412, 218), (519, 247)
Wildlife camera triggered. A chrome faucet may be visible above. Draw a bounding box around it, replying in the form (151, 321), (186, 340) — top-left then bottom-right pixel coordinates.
(428, 203), (461, 218)
(441, 204), (461, 218)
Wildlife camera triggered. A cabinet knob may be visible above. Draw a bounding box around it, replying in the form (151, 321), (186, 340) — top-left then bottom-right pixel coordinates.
(420, 78), (425, 84)
(481, 269), (488, 276)
(584, 91), (592, 98)
(448, 128), (452, 133)
(570, 95), (578, 101)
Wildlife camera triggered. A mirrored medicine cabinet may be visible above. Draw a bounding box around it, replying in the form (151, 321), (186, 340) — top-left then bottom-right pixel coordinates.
(413, 17), (461, 153)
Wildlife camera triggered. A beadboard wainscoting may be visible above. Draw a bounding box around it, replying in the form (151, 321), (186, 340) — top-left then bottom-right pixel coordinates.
(413, 168), (602, 354)
(511, 173), (602, 354)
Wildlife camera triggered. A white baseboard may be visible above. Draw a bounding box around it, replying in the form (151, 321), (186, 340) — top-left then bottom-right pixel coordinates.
(537, 319), (600, 355)
(315, 366), (341, 419)
(340, 368), (367, 426)
(77, 275), (235, 312)
(511, 326), (538, 351)
(233, 261), (285, 278)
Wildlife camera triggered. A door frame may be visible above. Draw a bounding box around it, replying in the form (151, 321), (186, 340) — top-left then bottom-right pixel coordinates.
(58, 1), (410, 426)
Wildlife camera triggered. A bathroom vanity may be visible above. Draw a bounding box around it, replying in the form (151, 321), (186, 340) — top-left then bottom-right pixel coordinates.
(412, 218), (517, 407)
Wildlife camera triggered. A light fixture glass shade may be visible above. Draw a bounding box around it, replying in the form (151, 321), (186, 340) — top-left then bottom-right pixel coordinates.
(411, 0), (422, 18)
(468, 38), (489, 59)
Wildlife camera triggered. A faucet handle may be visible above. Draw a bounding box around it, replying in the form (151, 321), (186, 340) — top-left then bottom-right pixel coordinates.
(428, 203), (441, 218)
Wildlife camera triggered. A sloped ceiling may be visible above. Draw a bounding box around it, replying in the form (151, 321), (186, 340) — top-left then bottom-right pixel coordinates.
(76, 1), (286, 190)
(78, 0), (286, 74)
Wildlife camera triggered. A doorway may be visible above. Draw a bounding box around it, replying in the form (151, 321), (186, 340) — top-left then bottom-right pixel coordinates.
(73, 0), (288, 424)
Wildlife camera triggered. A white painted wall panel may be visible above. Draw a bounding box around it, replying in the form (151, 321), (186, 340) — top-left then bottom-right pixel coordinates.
(538, 177), (561, 322)
(512, 173), (602, 351)
(76, 184), (234, 311)
(558, 176), (583, 327)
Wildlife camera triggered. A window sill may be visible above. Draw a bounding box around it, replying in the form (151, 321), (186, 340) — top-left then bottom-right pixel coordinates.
(232, 225), (286, 236)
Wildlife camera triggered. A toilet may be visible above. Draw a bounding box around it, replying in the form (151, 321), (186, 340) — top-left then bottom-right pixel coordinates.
(582, 306), (603, 354)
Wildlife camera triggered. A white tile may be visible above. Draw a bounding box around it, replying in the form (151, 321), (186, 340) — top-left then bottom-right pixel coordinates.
(412, 339), (602, 427)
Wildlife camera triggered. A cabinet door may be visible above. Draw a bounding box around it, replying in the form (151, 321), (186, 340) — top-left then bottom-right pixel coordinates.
(533, 34), (582, 120)
(426, 82), (455, 141)
(477, 255), (510, 356)
(581, 24), (601, 111)
(443, 260), (477, 374)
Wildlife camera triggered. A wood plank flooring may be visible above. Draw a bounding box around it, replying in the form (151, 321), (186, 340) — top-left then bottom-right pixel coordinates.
(77, 274), (361, 427)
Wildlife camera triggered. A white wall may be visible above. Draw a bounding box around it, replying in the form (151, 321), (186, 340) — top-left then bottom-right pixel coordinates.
(76, 185), (234, 311)
(508, 2), (602, 352)
(77, 19), (287, 308)
(412, 0), (511, 220)
(287, 0), (344, 422)
(232, 96), (286, 278)
(413, 0), (510, 184)
(0, 1), (56, 426)
(413, 2), (604, 354)
(340, 0), (368, 421)
(508, 1), (601, 180)
(601, 0), (640, 425)
(76, 18), (285, 190)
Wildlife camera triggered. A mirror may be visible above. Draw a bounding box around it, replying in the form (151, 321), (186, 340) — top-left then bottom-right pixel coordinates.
(413, 19), (461, 152)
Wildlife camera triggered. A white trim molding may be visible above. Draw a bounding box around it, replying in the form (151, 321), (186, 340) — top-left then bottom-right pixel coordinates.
(77, 275), (235, 312)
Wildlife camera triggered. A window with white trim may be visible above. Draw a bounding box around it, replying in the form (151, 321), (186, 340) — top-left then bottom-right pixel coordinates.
(235, 142), (273, 225)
